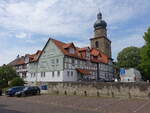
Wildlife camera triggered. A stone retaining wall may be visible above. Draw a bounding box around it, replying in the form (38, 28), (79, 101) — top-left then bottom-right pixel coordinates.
(37, 82), (150, 99)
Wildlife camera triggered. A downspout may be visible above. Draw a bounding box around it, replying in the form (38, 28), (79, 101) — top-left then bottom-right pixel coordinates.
(63, 56), (65, 82)
(97, 63), (100, 81)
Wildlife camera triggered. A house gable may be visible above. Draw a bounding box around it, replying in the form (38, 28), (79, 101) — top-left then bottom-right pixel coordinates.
(29, 38), (64, 73)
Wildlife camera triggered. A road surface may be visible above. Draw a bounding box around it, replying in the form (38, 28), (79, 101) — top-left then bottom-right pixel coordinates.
(0, 95), (150, 113)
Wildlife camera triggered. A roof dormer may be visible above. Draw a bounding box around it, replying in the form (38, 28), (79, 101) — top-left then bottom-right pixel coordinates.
(63, 43), (76, 54)
(78, 47), (91, 60)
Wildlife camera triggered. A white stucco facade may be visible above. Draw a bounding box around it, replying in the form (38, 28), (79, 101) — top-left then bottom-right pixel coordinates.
(120, 68), (142, 82)
(26, 39), (79, 82)
(25, 69), (78, 82)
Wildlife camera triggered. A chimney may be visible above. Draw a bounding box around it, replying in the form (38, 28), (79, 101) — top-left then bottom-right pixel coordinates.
(17, 55), (20, 59)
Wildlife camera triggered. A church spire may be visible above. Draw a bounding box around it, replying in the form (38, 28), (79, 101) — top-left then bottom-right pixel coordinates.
(97, 12), (102, 20)
(94, 12), (107, 30)
(90, 12), (111, 58)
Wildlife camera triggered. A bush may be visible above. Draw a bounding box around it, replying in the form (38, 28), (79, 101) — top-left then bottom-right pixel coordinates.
(0, 80), (8, 88)
(10, 77), (25, 87)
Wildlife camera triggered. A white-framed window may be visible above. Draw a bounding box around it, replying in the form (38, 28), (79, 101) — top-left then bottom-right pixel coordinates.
(77, 60), (80, 65)
(67, 71), (70, 77)
(33, 73), (36, 78)
(72, 59), (75, 64)
(31, 73), (36, 78)
(71, 71), (73, 77)
(65, 63), (67, 69)
(57, 71), (60, 77)
(31, 73), (33, 78)
(51, 59), (55, 64)
(69, 48), (75, 54)
(56, 59), (59, 64)
(41, 72), (45, 78)
(52, 72), (55, 77)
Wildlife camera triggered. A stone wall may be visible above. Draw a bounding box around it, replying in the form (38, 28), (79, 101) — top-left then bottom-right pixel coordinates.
(38, 82), (150, 99)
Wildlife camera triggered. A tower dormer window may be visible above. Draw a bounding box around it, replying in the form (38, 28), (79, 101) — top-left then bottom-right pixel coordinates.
(95, 41), (99, 48)
(69, 48), (75, 54)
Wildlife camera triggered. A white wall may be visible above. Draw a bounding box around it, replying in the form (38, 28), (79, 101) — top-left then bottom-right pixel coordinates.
(25, 69), (78, 82)
(25, 71), (64, 82)
(120, 68), (142, 82)
(63, 69), (77, 81)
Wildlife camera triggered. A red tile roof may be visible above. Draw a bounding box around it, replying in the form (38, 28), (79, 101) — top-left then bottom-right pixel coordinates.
(51, 38), (109, 64)
(9, 50), (42, 66)
(63, 43), (75, 49)
(9, 38), (109, 65)
(8, 56), (25, 66)
(29, 50), (42, 62)
(78, 47), (90, 51)
(90, 48), (100, 56)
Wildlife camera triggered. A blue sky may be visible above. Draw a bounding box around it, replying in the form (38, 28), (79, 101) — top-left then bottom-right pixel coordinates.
(0, 0), (150, 65)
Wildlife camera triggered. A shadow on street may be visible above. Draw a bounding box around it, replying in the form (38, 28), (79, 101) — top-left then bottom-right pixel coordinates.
(0, 104), (25, 113)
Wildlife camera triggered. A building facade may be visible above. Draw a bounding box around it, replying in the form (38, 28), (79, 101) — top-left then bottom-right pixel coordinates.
(25, 38), (114, 82)
(9, 12), (114, 83)
(120, 68), (142, 82)
(8, 51), (42, 79)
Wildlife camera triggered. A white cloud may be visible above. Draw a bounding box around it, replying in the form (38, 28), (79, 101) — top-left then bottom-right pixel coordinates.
(0, 0), (149, 65)
(0, 46), (43, 65)
(74, 41), (89, 48)
(112, 33), (145, 61)
(16, 32), (27, 39)
(0, 0), (149, 36)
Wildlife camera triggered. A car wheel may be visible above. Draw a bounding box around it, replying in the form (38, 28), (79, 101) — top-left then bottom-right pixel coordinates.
(21, 93), (26, 97)
(37, 91), (40, 95)
(17, 94), (21, 97)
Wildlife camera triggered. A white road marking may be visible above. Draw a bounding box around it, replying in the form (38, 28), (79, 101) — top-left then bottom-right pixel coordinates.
(133, 101), (150, 112)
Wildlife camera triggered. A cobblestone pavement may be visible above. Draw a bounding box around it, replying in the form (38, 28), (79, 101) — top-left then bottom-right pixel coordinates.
(0, 95), (150, 113)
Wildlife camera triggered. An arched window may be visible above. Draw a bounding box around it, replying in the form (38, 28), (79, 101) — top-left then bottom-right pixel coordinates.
(95, 41), (99, 48)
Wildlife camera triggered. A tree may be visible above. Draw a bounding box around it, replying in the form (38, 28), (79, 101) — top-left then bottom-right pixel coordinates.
(0, 65), (18, 87)
(139, 27), (150, 80)
(113, 62), (120, 80)
(10, 77), (25, 87)
(117, 47), (141, 68)
(0, 79), (7, 88)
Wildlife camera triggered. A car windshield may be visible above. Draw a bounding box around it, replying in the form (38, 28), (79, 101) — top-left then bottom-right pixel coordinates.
(8, 86), (25, 91)
(23, 87), (30, 91)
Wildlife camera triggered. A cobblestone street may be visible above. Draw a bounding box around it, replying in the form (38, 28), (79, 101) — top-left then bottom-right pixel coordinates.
(0, 95), (150, 113)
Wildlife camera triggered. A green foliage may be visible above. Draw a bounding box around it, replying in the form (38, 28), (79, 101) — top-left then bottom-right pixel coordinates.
(0, 79), (7, 88)
(0, 65), (18, 88)
(139, 27), (150, 80)
(10, 77), (25, 87)
(117, 47), (141, 68)
(113, 62), (120, 80)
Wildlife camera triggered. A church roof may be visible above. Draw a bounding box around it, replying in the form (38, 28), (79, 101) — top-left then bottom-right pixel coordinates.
(94, 12), (107, 29)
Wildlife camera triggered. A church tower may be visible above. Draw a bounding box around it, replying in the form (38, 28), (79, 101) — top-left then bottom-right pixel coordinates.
(90, 12), (111, 58)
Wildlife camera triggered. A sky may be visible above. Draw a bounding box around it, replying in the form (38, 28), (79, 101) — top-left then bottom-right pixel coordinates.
(0, 0), (150, 65)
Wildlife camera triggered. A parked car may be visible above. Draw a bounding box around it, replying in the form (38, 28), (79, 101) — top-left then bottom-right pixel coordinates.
(0, 89), (2, 96)
(6, 86), (25, 96)
(15, 86), (40, 97)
